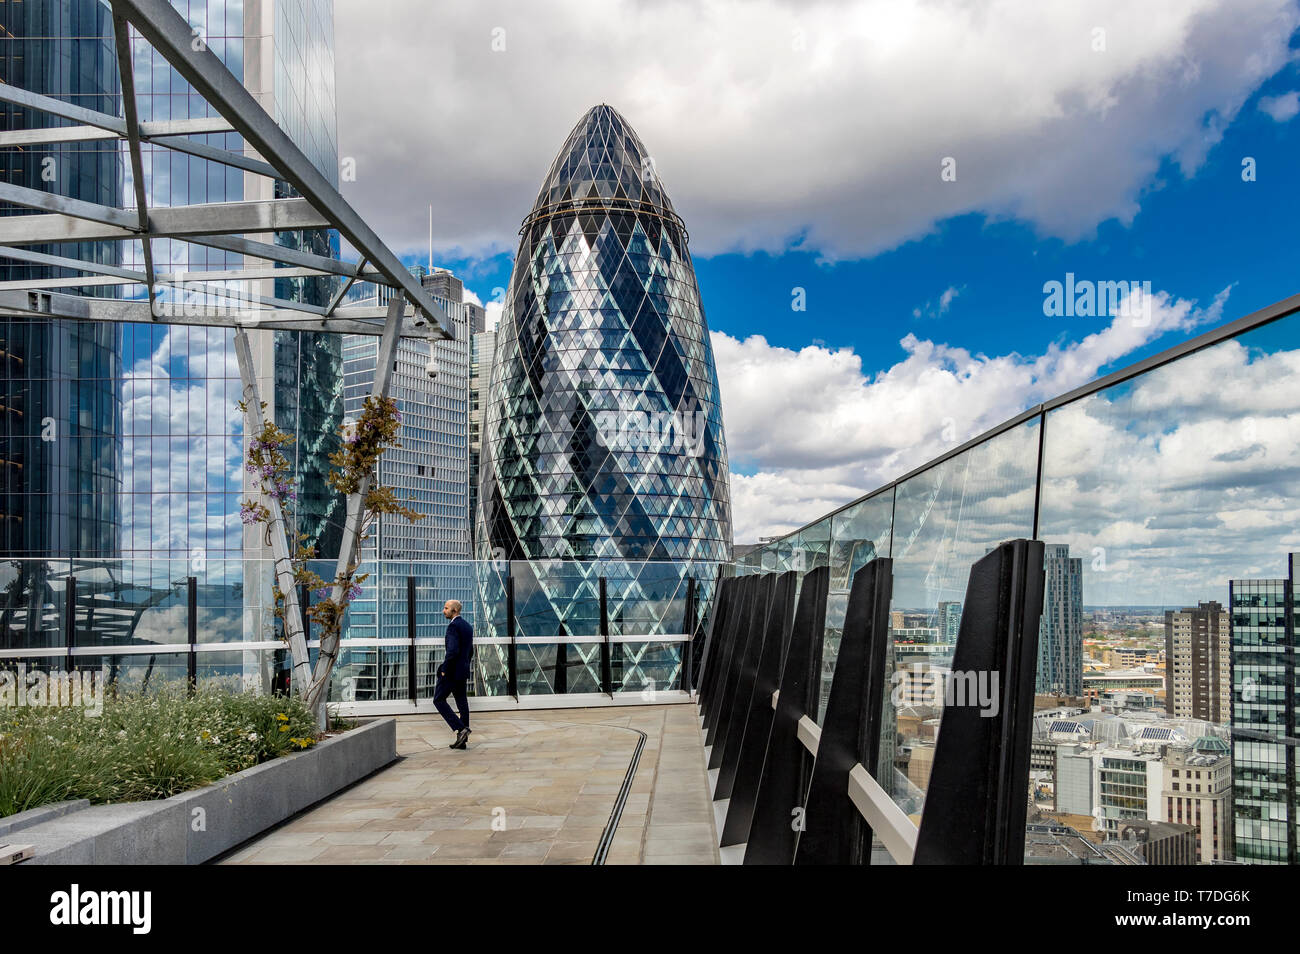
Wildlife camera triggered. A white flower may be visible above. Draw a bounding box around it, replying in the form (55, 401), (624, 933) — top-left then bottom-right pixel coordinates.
(247, 731), (257, 741)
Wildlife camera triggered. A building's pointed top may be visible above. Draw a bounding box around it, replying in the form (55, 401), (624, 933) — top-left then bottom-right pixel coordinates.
(530, 104), (675, 217)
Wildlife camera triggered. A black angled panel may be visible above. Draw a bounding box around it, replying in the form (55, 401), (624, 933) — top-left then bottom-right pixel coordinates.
(697, 575), (736, 718)
(705, 575), (757, 746)
(743, 566), (829, 865)
(794, 557), (893, 865)
(913, 539), (1044, 865)
(710, 573), (775, 773)
(721, 569), (797, 845)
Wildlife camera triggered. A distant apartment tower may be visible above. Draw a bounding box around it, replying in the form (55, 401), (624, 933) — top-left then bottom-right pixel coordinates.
(1163, 737), (1234, 862)
(936, 600), (962, 643)
(1230, 555), (1297, 865)
(1038, 544), (1084, 695)
(468, 327), (495, 551)
(1164, 601), (1230, 723)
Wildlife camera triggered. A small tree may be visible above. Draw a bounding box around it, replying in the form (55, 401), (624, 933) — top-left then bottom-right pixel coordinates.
(239, 394), (421, 721)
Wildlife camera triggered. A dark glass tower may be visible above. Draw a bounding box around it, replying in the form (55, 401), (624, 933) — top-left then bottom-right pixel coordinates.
(476, 105), (731, 651)
(0, 0), (125, 559)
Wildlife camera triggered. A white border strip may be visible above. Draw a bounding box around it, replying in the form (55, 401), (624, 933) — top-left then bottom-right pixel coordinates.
(330, 689), (692, 716)
(847, 764), (918, 864)
(796, 715), (821, 757)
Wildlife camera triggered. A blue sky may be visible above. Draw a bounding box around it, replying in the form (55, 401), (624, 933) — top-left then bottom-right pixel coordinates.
(339, 0), (1300, 540)
(431, 66), (1299, 388)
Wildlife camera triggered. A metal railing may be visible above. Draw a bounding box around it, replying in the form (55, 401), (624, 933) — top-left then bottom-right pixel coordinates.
(697, 542), (1046, 865)
(0, 558), (716, 714)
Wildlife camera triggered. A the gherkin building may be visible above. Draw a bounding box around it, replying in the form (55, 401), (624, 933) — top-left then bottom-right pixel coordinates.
(475, 105), (731, 682)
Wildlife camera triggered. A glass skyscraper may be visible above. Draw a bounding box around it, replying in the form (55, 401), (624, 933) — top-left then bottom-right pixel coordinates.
(475, 104), (732, 642)
(1230, 556), (1296, 864)
(0, 0), (125, 560)
(0, 1), (342, 677)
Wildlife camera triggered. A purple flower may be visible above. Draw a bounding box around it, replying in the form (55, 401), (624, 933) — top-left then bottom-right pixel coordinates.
(239, 506), (259, 525)
(346, 583), (362, 601)
(314, 586), (330, 599)
(261, 464), (274, 478)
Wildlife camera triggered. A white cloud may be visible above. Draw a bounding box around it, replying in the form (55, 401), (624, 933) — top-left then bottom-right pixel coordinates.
(336, 0), (1298, 262)
(719, 285), (1230, 542)
(912, 284), (963, 319)
(1259, 90), (1300, 122)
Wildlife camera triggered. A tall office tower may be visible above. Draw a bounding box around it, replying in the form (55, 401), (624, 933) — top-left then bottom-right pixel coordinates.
(468, 326), (495, 551)
(342, 267), (473, 562)
(1164, 601), (1231, 723)
(1230, 555), (1297, 865)
(476, 104), (732, 645)
(0, 0), (124, 564)
(936, 600), (962, 643)
(1037, 543), (1084, 695)
(337, 267), (475, 700)
(0, 2), (341, 673)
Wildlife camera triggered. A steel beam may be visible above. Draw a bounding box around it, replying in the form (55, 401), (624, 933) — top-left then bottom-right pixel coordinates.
(112, 0), (451, 339)
(0, 288), (432, 337)
(0, 181), (139, 230)
(0, 83), (128, 133)
(113, 12), (159, 316)
(233, 328), (311, 694)
(0, 198), (332, 246)
(0, 264), (367, 292)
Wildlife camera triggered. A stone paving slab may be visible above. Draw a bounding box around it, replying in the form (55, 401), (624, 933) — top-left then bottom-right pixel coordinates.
(220, 704), (718, 865)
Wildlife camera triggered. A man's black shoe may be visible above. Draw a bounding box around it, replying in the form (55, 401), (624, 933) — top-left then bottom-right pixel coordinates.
(450, 727), (470, 749)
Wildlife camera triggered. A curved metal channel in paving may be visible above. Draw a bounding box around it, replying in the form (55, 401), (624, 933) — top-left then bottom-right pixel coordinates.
(218, 705), (718, 865)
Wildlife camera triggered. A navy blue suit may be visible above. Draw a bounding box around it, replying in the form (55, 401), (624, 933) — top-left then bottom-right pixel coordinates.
(434, 615), (473, 733)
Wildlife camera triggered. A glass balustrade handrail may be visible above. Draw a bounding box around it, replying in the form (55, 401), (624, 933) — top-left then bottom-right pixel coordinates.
(748, 290), (1300, 554)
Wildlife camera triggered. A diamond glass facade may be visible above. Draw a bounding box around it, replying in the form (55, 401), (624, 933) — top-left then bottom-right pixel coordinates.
(476, 105), (731, 637)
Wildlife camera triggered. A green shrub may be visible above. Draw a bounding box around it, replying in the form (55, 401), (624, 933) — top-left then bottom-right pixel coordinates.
(0, 685), (319, 818)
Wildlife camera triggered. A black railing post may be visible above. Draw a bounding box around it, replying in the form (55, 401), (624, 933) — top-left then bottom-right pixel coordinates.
(599, 576), (612, 697)
(793, 557), (893, 864)
(714, 572), (777, 791)
(703, 575), (751, 736)
(407, 576), (417, 705)
(187, 577), (198, 695)
(64, 575), (76, 672)
(682, 576), (696, 693)
(710, 573), (775, 774)
(913, 539), (1045, 865)
(506, 574), (517, 700)
(744, 565), (829, 865)
(697, 576), (736, 716)
(721, 570), (797, 846)
(555, 623), (568, 694)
